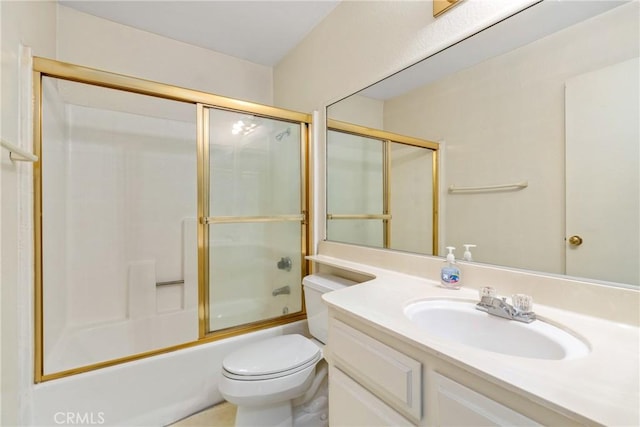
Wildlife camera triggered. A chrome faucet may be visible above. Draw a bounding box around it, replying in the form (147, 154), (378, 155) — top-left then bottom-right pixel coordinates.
(272, 285), (291, 297)
(475, 288), (536, 323)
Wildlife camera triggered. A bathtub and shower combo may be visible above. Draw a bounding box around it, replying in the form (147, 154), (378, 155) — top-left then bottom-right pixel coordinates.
(32, 57), (312, 425)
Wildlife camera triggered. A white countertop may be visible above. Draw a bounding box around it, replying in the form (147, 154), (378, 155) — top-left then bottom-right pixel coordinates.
(311, 254), (640, 426)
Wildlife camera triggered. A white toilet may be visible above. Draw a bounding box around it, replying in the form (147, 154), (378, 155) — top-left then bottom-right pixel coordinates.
(218, 273), (354, 427)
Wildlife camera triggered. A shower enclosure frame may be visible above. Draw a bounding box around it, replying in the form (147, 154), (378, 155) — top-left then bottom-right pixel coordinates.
(326, 119), (440, 255)
(32, 57), (311, 383)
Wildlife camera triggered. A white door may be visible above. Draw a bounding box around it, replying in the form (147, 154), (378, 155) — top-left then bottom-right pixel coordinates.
(565, 57), (639, 286)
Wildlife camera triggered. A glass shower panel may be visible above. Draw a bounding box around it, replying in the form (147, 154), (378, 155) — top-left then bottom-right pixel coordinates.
(389, 143), (435, 254)
(326, 130), (384, 246)
(326, 219), (384, 248)
(209, 222), (302, 330)
(40, 77), (198, 375)
(207, 108), (303, 332)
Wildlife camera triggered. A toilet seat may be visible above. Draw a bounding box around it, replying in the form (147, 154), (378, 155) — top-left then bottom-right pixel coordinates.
(222, 334), (322, 381)
(218, 275), (350, 426)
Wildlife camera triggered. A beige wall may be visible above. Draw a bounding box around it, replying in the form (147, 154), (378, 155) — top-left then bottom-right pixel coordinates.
(274, 0), (536, 113)
(57, 5), (274, 105)
(1, 2), (57, 424)
(328, 94), (383, 128)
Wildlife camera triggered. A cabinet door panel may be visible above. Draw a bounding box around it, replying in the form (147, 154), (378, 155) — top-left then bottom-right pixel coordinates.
(330, 366), (414, 427)
(435, 373), (541, 426)
(330, 319), (422, 421)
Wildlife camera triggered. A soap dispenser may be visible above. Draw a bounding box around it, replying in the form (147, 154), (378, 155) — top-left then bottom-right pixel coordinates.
(440, 246), (461, 289)
(463, 244), (476, 262)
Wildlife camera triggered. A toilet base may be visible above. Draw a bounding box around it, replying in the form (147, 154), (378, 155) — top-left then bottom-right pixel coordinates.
(235, 401), (292, 427)
(292, 375), (328, 427)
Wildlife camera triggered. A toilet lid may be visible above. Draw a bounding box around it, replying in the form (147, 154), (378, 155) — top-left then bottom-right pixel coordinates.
(222, 334), (321, 378)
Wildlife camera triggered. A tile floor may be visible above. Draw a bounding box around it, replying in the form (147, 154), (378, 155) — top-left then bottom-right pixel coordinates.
(169, 401), (236, 427)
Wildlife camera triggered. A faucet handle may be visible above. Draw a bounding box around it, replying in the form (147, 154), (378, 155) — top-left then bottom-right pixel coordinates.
(512, 294), (533, 313)
(479, 286), (496, 298)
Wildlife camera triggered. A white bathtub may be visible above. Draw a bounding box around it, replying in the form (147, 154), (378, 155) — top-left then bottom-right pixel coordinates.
(210, 298), (270, 331)
(46, 292), (279, 374)
(31, 320), (308, 426)
(45, 308), (199, 374)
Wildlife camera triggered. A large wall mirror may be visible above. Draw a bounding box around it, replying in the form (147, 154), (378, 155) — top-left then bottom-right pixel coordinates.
(326, 0), (639, 287)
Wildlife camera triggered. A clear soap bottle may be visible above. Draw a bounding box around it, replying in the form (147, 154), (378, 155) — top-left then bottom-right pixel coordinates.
(440, 246), (461, 289)
(463, 244), (476, 262)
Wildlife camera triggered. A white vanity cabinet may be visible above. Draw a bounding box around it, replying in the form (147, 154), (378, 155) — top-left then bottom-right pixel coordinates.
(329, 319), (422, 425)
(433, 373), (540, 426)
(327, 311), (579, 427)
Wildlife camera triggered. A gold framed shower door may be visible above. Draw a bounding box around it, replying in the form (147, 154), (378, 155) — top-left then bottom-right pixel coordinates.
(33, 57), (311, 383)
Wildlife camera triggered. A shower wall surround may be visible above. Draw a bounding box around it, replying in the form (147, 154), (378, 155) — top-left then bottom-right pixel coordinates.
(56, 5), (274, 105)
(42, 78), (199, 374)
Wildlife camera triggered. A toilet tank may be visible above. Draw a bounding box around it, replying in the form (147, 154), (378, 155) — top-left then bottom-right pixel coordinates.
(302, 273), (355, 344)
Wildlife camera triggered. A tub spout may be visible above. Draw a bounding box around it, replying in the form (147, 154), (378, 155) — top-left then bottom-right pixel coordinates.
(272, 285), (290, 296)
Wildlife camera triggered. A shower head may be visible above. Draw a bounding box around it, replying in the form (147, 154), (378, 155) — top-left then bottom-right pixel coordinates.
(275, 128), (291, 141)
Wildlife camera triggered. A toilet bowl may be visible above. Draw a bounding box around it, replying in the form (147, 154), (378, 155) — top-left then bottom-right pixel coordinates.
(218, 273), (354, 427)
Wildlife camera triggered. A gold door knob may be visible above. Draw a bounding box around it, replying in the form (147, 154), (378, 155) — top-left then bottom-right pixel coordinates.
(568, 235), (583, 246)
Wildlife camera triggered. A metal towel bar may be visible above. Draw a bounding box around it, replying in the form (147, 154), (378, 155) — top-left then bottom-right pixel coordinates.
(448, 181), (528, 193)
(156, 280), (184, 287)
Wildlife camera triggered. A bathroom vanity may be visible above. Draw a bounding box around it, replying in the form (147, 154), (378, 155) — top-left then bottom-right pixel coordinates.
(328, 314), (562, 426)
(310, 246), (640, 426)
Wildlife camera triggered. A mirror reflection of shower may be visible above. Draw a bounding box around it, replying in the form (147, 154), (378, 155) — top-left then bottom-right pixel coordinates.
(326, 123), (439, 255)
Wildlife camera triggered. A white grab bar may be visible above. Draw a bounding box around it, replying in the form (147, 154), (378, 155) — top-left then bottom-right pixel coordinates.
(1, 139), (38, 162)
(448, 181), (528, 193)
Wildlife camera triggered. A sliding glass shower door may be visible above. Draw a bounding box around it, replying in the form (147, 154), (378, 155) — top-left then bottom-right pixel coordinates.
(202, 107), (307, 333)
(34, 57), (310, 382)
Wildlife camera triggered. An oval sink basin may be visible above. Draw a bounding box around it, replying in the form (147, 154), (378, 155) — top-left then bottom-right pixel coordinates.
(404, 299), (589, 360)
